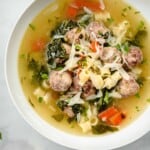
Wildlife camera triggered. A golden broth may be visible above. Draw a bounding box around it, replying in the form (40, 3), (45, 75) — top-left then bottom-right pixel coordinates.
(18, 0), (150, 135)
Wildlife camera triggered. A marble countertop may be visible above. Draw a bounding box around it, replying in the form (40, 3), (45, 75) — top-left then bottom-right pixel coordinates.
(0, 0), (150, 149)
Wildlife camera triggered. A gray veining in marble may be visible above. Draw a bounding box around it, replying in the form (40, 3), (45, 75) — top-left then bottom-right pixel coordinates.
(0, 0), (150, 150)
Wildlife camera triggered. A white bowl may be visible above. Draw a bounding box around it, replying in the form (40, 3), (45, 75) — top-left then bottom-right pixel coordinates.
(5, 0), (150, 149)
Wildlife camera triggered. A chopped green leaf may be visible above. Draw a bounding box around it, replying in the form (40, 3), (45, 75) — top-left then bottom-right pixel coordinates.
(57, 100), (68, 111)
(137, 77), (145, 87)
(67, 117), (75, 124)
(28, 58), (48, 84)
(104, 91), (110, 104)
(48, 19), (51, 23)
(29, 24), (36, 31)
(28, 98), (35, 107)
(115, 44), (122, 51)
(116, 42), (129, 53)
(52, 114), (64, 122)
(75, 44), (82, 51)
(38, 97), (43, 103)
(51, 20), (78, 36)
(134, 11), (140, 14)
(135, 93), (140, 99)
(92, 124), (118, 134)
(135, 106), (140, 112)
(121, 12), (127, 17)
(141, 58), (147, 64)
(28, 58), (38, 71)
(122, 42), (129, 52)
(128, 6), (132, 10)
(0, 132), (2, 140)
(20, 54), (25, 59)
(41, 73), (48, 80)
(137, 21), (145, 31)
(147, 98), (150, 103)
(107, 17), (114, 24)
(55, 66), (64, 71)
(47, 39), (68, 69)
(78, 58), (87, 67)
(122, 7), (128, 12)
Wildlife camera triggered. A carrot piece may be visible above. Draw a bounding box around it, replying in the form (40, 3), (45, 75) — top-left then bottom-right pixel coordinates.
(98, 106), (119, 121)
(108, 112), (123, 125)
(74, 0), (101, 11)
(66, 5), (79, 19)
(32, 38), (46, 51)
(90, 41), (98, 52)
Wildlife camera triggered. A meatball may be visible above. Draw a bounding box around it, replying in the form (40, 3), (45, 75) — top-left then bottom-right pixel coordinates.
(86, 21), (109, 41)
(49, 71), (72, 92)
(72, 75), (81, 92)
(100, 47), (121, 63)
(117, 76), (140, 97)
(124, 46), (143, 68)
(70, 70), (81, 92)
(81, 80), (96, 99)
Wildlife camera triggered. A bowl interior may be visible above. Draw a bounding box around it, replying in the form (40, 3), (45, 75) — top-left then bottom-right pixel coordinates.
(5, 0), (150, 149)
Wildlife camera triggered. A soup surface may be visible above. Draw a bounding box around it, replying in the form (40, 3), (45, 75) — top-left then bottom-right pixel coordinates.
(18, 0), (150, 135)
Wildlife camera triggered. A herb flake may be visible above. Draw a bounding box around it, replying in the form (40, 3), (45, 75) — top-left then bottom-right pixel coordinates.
(29, 24), (36, 31)
(38, 97), (43, 103)
(135, 106), (140, 112)
(28, 98), (35, 107)
(52, 114), (64, 122)
(107, 17), (114, 24)
(92, 124), (118, 134)
(147, 98), (150, 103)
(135, 93), (140, 99)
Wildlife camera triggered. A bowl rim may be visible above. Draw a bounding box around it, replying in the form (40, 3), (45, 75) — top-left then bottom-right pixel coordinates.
(4, 0), (150, 149)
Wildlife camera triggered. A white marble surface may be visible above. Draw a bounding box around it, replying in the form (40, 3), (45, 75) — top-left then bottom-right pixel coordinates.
(0, 0), (150, 149)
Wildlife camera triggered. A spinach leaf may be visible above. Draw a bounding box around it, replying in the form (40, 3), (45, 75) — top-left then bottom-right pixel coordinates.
(28, 58), (48, 84)
(57, 100), (68, 111)
(46, 39), (68, 69)
(136, 76), (145, 87)
(28, 58), (38, 71)
(92, 124), (118, 134)
(51, 20), (78, 36)
(52, 114), (64, 122)
(32, 65), (48, 84)
(72, 104), (86, 115)
(97, 90), (112, 112)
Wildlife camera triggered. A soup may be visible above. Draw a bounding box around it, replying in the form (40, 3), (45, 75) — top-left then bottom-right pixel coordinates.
(18, 0), (150, 135)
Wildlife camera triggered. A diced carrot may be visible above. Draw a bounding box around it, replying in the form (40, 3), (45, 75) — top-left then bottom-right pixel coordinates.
(66, 5), (79, 19)
(74, 0), (101, 11)
(90, 41), (98, 52)
(98, 106), (119, 121)
(108, 112), (123, 125)
(32, 38), (46, 51)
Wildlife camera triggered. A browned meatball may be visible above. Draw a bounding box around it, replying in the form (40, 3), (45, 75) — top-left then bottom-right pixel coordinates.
(81, 80), (96, 99)
(70, 69), (81, 92)
(86, 21), (109, 41)
(124, 46), (143, 68)
(72, 75), (81, 92)
(117, 76), (140, 97)
(100, 47), (121, 63)
(49, 71), (72, 92)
